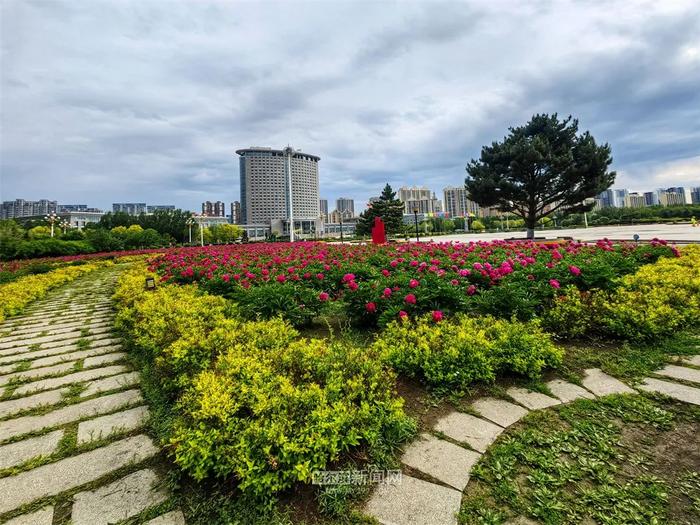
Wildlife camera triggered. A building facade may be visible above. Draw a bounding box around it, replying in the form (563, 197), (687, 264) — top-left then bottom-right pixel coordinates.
(335, 198), (355, 217)
(1, 199), (58, 219)
(112, 203), (147, 215)
(230, 201), (242, 224)
(398, 186), (442, 214)
(202, 201), (225, 217)
(236, 146), (321, 236)
(146, 205), (175, 213)
(443, 186), (480, 217)
(624, 193), (646, 208)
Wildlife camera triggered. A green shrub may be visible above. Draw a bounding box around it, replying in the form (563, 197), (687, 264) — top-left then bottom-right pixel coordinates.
(373, 313), (563, 389)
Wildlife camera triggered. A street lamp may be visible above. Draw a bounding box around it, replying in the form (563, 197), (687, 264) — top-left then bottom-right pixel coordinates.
(339, 213), (344, 243)
(413, 207), (420, 242)
(283, 145), (295, 242)
(185, 216), (195, 244)
(45, 212), (59, 238)
(60, 220), (70, 235)
(192, 214), (205, 246)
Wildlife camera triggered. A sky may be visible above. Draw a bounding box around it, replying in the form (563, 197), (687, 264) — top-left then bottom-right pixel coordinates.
(1, 0), (700, 213)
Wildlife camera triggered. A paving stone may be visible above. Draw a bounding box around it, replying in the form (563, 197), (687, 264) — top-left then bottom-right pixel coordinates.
(80, 371), (141, 397)
(401, 433), (481, 490)
(683, 355), (700, 367)
(0, 334), (119, 359)
(145, 510), (187, 525)
(0, 361), (77, 387)
(0, 389), (142, 442)
(364, 474), (461, 525)
(0, 338), (122, 365)
(471, 397), (528, 427)
(4, 316), (113, 338)
(0, 320), (113, 344)
(655, 364), (700, 384)
(83, 352), (127, 368)
(434, 411), (504, 452)
(12, 365), (129, 396)
(72, 468), (168, 525)
(637, 377), (700, 406)
(77, 406), (149, 444)
(0, 429), (63, 469)
(581, 368), (635, 396)
(545, 379), (596, 403)
(0, 434), (159, 514)
(0, 325), (113, 351)
(3, 506), (54, 525)
(506, 387), (561, 410)
(14, 345), (123, 370)
(0, 388), (69, 418)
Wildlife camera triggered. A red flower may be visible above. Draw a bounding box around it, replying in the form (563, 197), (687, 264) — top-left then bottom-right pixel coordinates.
(222, 274), (230, 282)
(348, 281), (359, 291)
(409, 279), (420, 288)
(549, 279), (560, 289)
(569, 265), (581, 276)
(432, 310), (443, 322)
(383, 287), (392, 298)
(366, 302), (377, 313)
(467, 285), (477, 295)
(405, 293), (417, 305)
(318, 292), (329, 301)
(276, 274), (286, 283)
(398, 310), (408, 320)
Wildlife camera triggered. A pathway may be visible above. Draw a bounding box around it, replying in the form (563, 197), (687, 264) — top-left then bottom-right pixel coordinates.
(364, 359), (700, 525)
(0, 268), (184, 525)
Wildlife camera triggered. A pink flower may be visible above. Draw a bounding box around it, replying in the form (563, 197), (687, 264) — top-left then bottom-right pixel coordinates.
(549, 279), (560, 289)
(383, 287), (392, 298)
(404, 293), (417, 305)
(432, 310), (443, 322)
(318, 292), (329, 301)
(527, 274), (535, 281)
(398, 310), (408, 320)
(467, 285), (476, 295)
(390, 260), (399, 268)
(222, 274), (230, 282)
(409, 279), (420, 288)
(342, 273), (355, 283)
(569, 265), (581, 276)
(276, 274), (286, 283)
(348, 281), (359, 291)
(366, 302), (377, 313)
(316, 273), (324, 280)
(381, 269), (391, 277)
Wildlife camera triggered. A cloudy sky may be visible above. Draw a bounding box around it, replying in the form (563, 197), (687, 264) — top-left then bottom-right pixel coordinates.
(1, 0), (699, 213)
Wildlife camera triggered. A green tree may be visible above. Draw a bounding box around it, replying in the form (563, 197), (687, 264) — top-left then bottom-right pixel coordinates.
(28, 225), (52, 240)
(356, 184), (405, 235)
(466, 113), (615, 238)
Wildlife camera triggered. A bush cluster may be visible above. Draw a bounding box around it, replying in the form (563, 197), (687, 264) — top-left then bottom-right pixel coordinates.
(372, 313), (563, 389)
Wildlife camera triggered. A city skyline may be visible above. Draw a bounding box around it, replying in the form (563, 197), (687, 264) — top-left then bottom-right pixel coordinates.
(2, 2), (699, 210)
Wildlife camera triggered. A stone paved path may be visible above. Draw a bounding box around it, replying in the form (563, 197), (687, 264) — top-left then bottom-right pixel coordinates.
(365, 362), (700, 525)
(0, 268), (185, 524)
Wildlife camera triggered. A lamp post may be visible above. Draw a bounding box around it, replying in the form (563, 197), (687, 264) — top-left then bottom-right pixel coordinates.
(192, 214), (204, 246)
(45, 212), (59, 238)
(339, 213), (344, 243)
(413, 207), (419, 242)
(60, 220), (70, 235)
(283, 145), (295, 242)
(185, 217), (195, 244)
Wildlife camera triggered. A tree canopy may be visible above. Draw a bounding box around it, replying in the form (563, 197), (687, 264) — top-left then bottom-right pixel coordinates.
(465, 113), (615, 238)
(356, 184), (405, 235)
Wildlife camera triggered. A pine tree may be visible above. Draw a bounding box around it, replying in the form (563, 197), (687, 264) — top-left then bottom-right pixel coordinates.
(357, 184), (405, 235)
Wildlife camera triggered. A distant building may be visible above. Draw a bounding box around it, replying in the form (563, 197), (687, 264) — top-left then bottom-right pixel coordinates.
(328, 209), (354, 223)
(398, 186), (442, 214)
(1, 199), (58, 219)
(59, 204), (102, 213)
(659, 191), (686, 206)
(236, 146), (321, 237)
(336, 198), (355, 217)
(112, 203), (147, 215)
(596, 189), (628, 208)
(644, 191), (660, 206)
(202, 201), (225, 217)
(230, 201), (242, 224)
(443, 186), (480, 217)
(58, 211), (104, 229)
(146, 205), (176, 213)
(691, 187), (700, 205)
(666, 187), (693, 205)
(624, 193), (646, 208)
(319, 199), (329, 217)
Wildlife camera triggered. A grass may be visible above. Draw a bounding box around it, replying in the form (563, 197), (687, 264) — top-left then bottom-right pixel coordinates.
(459, 394), (700, 525)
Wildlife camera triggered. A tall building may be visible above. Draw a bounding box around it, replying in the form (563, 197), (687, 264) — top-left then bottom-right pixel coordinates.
(335, 198), (355, 217)
(112, 203), (147, 215)
(1, 199), (58, 219)
(644, 191), (660, 206)
(59, 204), (102, 213)
(691, 187), (700, 204)
(624, 193), (646, 208)
(659, 190), (686, 206)
(146, 205), (175, 213)
(230, 201), (242, 224)
(398, 186), (442, 214)
(236, 146), (321, 236)
(202, 201), (225, 217)
(666, 187), (693, 205)
(596, 189), (628, 208)
(443, 186), (480, 217)
(319, 199), (329, 216)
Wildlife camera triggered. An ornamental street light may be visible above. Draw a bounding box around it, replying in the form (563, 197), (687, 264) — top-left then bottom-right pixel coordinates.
(60, 220), (70, 235)
(339, 213), (344, 244)
(185, 216), (195, 244)
(194, 214), (205, 246)
(283, 145), (295, 242)
(45, 212), (59, 238)
(413, 207), (420, 242)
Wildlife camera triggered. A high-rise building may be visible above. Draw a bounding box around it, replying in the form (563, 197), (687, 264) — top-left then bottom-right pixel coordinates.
(319, 199), (329, 223)
(236, 146), (321, 235)
(1, 199), (58, 219)
(202, 201), (225, 217)
(230, 201), (242, 224)
(624, 193), (646, 208)
(335, 198), (355, 217)
(596, 189), (628, 208)
(146, 205), (175, 213)
(691, 187), (700, 205)
(112, 203), (147, 215)
(398, 186), (442, 214)
(644, 191), (660, 206)
(443, 186), (480, 217)
(59, 204), (102, 213)
(666, 187), (692, 205)
(659, 190), (686, 206)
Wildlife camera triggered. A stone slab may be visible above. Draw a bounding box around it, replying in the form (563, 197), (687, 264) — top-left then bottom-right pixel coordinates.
(3, 506), (54, 525)
(80, 372), (141, 397)
(0, 434), (159, 514)
(0, 334), (120, 359)
(0, 388), (69, 418)
(637, 377), (700, 406)
(17, 345), (123, 370)
(506, 387), (561, 410)
(434, 411), (504, 452)
(471, 397), (528, 428)
(0, 321), (113, 345)
(145, 510), (186, 525)
(72, 468), (168, 525)
(83, 352), (127, 368)
(0, 338), (122, 366)
(683, 355), (700, 367)
(0, 389), (142, 442)
(581, 368), (635, 396)
(0, 325), (112, 351)
(0, 429), (63, 469)
(4, 316), (112, 338)
(401, 433), (481, 490)
(364, 474), (461, 525)
(0, 361), (77, 387)
(77, 406), (149, 444)
(545, 379), (596, 403)
(656, 364), (700, 384)
(12, 365), (129, 396)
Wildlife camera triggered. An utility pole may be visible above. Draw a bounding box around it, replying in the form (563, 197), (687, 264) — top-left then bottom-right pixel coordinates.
(283, 146), (295, 242)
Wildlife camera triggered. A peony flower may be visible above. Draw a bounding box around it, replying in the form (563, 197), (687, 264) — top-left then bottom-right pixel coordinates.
(383, 287), (392, 298)
(569, 265), (581, 276)
(318, 292), (329, 301)
(366, 302), (377, 313)
(398, 310), (408, 320)
(348, 281), (359, 291)
(342, 273), (355, 283)
(432, 310), (443, 322)
(222, 274), (230, 282)
(404, 293), (417, 305)
(467, 285), (477, 295)
(276, 274), (286, 283)
(381, 269), (391, 277)
(549, 279), (560, 289)
(409, 279), (420, 288)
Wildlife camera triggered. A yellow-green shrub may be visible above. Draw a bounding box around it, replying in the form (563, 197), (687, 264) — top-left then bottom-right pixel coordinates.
(541, 286), (606, 339)
(0, 262), (109, 322)
(372, 314), (563, 389)
(600, 246), (700, 340)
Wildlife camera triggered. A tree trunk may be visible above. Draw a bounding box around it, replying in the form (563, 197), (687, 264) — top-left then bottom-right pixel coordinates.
(526, 227), (535, 239)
